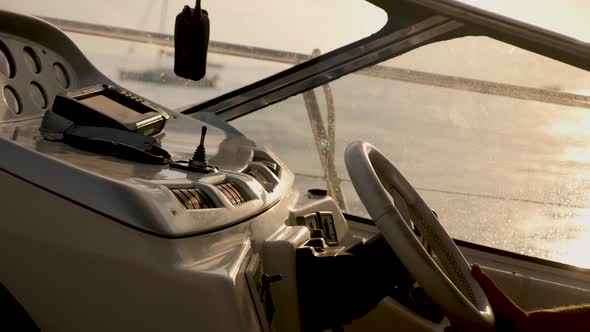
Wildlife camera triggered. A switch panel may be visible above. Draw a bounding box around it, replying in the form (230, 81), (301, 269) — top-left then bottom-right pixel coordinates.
(318, 212), (337, 244)
(295, 211), (338, 245)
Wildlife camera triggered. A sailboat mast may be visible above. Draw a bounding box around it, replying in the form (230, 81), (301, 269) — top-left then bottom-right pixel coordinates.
(158, 0), (168, 64)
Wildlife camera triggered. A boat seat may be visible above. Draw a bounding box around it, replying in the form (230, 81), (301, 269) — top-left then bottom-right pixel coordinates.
(0, 10), (111, 124)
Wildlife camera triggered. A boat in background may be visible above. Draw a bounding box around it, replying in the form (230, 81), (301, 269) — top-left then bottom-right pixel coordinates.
(118, 62), (222, 88)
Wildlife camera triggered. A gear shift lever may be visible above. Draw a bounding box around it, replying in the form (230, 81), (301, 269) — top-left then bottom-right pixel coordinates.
(171, 125), (218, 173)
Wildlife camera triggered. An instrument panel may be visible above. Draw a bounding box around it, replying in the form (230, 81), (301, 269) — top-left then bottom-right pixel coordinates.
(0, 11), (294, 237)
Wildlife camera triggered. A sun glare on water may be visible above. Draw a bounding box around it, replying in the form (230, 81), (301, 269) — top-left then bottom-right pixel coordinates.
(558, 230), (590, 269)
(546, 211), (590, 269)
(537, 89), (590, 268)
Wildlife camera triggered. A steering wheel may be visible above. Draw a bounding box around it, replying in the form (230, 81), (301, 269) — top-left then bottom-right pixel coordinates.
(345, 141), (494, 329)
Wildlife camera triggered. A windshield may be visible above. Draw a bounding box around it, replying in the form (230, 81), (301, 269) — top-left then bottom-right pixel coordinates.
(1, 0), (386, 109)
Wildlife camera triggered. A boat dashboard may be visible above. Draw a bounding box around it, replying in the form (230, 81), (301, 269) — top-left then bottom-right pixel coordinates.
(0, 11), (295, 237)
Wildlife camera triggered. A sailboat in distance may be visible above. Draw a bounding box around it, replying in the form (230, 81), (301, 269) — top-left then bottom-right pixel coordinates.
(118, 56), (223, 88)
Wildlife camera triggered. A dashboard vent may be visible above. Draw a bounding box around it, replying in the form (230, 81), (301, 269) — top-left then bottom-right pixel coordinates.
(216, 183), (247, 206)
(171, 188), (215, 209)
(258, 160), (279, 175)
(245, 167), (275, 192)
(253, 151), (280, 175)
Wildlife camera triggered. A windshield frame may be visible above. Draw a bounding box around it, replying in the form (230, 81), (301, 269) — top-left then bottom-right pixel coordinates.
(177, 0), (590, 120)
(39, 0), (590, 120)
(33, 1), (590, 119)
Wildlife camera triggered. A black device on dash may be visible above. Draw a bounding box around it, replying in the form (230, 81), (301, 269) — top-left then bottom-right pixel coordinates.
(43, 84), (172, 164)
(52, 84), (169, 136)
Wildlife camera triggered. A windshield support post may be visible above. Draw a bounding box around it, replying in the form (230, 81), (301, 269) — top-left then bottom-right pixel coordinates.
(301, 49), (346, 210)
